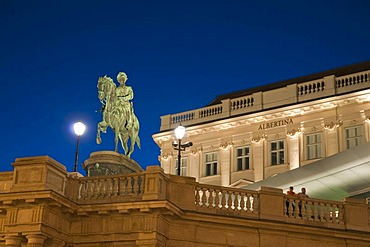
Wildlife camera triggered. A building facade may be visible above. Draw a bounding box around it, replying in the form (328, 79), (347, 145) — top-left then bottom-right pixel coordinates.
(153, 61), (370, 188)
(0, 156), (369, 246)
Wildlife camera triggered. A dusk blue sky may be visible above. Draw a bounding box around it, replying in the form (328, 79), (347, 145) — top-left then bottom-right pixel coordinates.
(1, 1), (370, 174)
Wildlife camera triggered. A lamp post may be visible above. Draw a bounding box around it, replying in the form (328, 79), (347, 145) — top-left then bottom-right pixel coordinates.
(172, 125), (193, 176)
(73, 122), (86, 172)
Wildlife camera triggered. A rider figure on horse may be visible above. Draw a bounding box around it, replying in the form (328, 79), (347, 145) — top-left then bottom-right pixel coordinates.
(115, 72), (134, 130)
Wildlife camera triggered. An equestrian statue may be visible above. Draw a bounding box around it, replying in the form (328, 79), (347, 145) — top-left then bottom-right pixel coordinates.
(96, 72), (141, 157)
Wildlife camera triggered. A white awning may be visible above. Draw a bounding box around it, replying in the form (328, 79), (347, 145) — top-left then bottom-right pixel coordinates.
(243, 142), (370, 201)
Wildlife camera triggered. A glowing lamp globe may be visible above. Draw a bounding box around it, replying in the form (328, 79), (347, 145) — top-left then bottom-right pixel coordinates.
(174, 125), (186, 140)
(74, 122), (86, 136)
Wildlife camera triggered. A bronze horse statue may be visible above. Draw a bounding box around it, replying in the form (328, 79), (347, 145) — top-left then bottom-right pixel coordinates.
(96, 75), (141, 157)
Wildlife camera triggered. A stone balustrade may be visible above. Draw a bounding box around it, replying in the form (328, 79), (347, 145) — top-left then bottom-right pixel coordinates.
(63, 165), (368, 231)
(78, 173), (144, 202)
(0, 156), (369, 245)
(195, 184), (259, 216)
(159, 70), (370, 131)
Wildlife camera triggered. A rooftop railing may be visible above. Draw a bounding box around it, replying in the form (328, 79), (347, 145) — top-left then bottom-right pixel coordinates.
(159, 70), (370, 131)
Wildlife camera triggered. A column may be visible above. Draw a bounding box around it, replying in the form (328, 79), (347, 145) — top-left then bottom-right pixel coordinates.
(26, 235), (47, 247)
(4, 235), (22, 247)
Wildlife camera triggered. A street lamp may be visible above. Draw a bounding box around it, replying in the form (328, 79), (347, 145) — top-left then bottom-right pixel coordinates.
(172, 124), (193, 176)
(73, 122), (86, 172)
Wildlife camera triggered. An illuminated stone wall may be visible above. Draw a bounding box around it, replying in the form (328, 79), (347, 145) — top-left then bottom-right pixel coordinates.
(0, 156), (369, 246)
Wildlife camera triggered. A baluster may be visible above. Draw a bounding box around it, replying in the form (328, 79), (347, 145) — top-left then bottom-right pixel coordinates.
(220, 190), (227, 210)
(245, 194), (251, 212)
(92, 179), (98, 198)
(337, 204), (344, 224)
(105, 178), (113, 198)
(214, 189), (221, 208)
(127, 177), (133, 194)
(286, 198), (293, 217)
(319, 203), (325, 222)
(240, 193), (246, 212)
(195, 188), (200, 207)
(209, 189), (215, 207)
(252, 194), (258, 213)
(99, 179), (106, 198)
(233, 192), (239, 210)
(313, 201), (319, 220)
(112, 177), (119, 197)
(201, 188), (208, 207)
(325, 203), (331, 222)
(300, 200), (306, 219)
(137, 176), (143, 194)
(122, 177), (128, 196)
(97, 179), (104, 198)
(293, 198), (299, 218)
(86, 180), (92, 198)
(79, 180), (86, 199)
(226, 191), (233, 210)
(306, 201), (313, 221)
(132, 176), (138, 194)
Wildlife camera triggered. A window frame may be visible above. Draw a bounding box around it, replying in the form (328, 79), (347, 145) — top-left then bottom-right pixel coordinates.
(205, 152), (218, 176)
(305, 132), (323, 160)
(269, 139), (285, 166)
(345, 125), (363, 149)
(235, 146), (250, 171)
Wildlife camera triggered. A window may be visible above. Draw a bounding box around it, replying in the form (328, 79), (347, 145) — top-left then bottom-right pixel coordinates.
(306, 133), (322, 160)
(205, 152), (218, 176)
(270, 140), (285, 165)
(175, 157), (187, 176)
(345, 126), (363, 149)
(236, 146), (250, 171)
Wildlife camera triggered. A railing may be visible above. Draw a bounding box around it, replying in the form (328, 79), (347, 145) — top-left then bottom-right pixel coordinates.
(336, 71), (369, 89)
(170, 104), (223, 125)
(195, 184), (259, 216)
(160, 70), (370, 131)
(199, 105), (223, 118)
(285, 196), (344, 224)
(230, 95), (254, 111)
(171, 110), (196, 124)
(78, 173), (144, 201)
(297, 80), (325, 96)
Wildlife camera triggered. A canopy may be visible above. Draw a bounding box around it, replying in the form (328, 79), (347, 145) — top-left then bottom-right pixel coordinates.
(243, 142), (370, 201)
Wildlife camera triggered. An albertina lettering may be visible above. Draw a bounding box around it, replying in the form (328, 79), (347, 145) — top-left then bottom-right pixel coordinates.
(258, 119), (293, 130)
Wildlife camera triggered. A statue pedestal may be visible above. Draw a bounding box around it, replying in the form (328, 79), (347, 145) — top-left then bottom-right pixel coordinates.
(82, 151), (143, 176)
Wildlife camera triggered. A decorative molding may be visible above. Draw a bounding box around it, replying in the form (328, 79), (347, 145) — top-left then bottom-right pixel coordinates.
(324, 121), (342, 130)
(191, 147), (202, 154)
(220, 141), (233, 149)
(287, 128), (301, 137)
(251, 135), (266, 144)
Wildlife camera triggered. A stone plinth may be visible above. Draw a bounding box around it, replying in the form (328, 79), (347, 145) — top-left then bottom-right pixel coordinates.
(82, 151), (143, 176)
